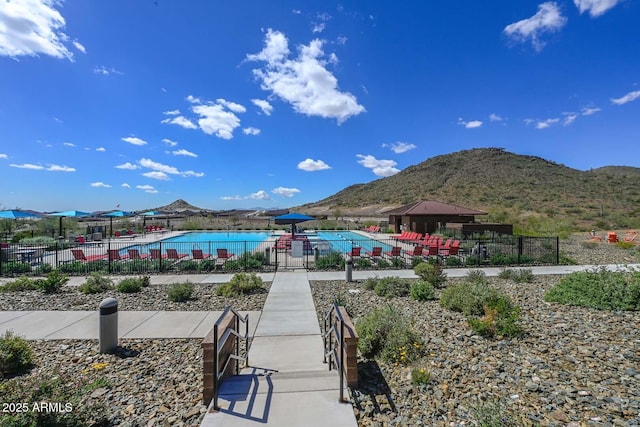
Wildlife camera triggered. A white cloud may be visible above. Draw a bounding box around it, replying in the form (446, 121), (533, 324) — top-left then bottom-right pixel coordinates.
(312, 22), (326, 33)
(221, 195), (243, 201)
(46, 164), (74, 172)
(0, 0), (75, 60)
(96, 147), (106, 152)
(10, 163), (44, 170)
(217, 98), (246, 113)
(63, 142), (75, 147)
(272, 186), (301, 197)
(383, 142), (416, 154)
(297, 158), (331, 171)
(122, 136), (148, 146)
(136, 184), (158, 194)
(160, 116), (198, 129)
(171, 148), (197, 157)
(0, 153), (7, 159)
(162, 138), (178, 147)
(91, 182), (111, 188)
(163, 109), (180, 116)
(243, 127), (261, 135)
(536, 118), (560, 129)
(573, 0), (620, 17)
(139, 158), (204, 178)
(192, 103), (241, 139)
(72, 40), (86, 53)
(121, 183), (131, 188)
(247, 29), (365, 124)
(581, 106), (601, 115)
(336, 36), (348, 45)
(182, 170), (204, 177)
(249, 190), (270, 200)
(489, 113), (504, 122)
(356, 154), (400, 177)
(611, 90), (640, 105)
(563, 113), (578, 126)
(142, 171), (170, 181)
(504, 2), (567, 52)
(93, 66), (123, 76)
(458, 118), (483, 129)
(115, 162), (139, 170)
(251, 99), (274, 115)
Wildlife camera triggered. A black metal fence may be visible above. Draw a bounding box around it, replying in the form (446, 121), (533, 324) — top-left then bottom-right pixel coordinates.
(0, 234), (559, 277)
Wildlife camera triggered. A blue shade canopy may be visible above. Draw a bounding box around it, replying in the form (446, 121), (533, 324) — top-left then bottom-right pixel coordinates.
(103, 210), (133, 217)
(0, 210), (42, 219)
(273, 213), (315, 225)
(49, 210), (92, 218)
(140, 211), (165, 216)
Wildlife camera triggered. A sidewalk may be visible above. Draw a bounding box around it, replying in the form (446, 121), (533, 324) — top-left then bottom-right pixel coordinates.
(199, 270), (358, 427)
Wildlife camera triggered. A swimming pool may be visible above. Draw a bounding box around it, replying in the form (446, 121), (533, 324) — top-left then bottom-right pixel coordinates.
(314, 231), (394, 254)
(119, 231), (272, 256)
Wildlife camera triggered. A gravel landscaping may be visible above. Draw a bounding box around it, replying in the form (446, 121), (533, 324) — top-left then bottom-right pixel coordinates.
(1, 234), (639, 426)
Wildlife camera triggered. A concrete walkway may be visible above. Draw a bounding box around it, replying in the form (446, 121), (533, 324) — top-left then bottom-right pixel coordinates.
(199, 270), (358, 427)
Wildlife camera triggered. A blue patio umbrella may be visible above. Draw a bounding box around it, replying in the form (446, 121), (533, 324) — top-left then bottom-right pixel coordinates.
(103, 210), (133, 237)
(273, 212), (315, 237)
(48, 210), (92, 238)
(0, 210), (42, 219)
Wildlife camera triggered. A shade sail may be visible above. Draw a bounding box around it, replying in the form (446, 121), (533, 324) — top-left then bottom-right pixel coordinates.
(0, 210), (42, 219)
(273, 213), (315, 225)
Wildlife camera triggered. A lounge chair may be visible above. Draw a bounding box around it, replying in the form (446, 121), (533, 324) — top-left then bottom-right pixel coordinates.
(347, 247), (361, 258)
(404, 245), (423, 258)
(107, 249), (128, 261)
(217, 248), (234, 259)
(384, 246), (402, 257)
(166, 248), (188, 261)
(71, 249), (106, 262)
(150, 249), (165, 260)
(365, 247), (382, 259)
(128, 249), (148, 260)
(192, 249), (211, 260)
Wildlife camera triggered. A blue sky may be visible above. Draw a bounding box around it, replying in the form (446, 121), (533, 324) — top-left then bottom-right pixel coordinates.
(1, 0), (639, 212)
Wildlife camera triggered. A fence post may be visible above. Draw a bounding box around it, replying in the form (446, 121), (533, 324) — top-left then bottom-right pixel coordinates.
(339, 319), (345, 402)
(107, 240), (112, 274)
(517, 236), (523, 265)
(556, 236), (560, 264)
(213, 323), (219, 411)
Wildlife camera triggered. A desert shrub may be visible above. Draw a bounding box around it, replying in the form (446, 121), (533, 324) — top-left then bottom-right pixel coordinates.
(315, 251), (345, 269)
(0, 276), (38, 292)
(615, 241), (636, 250)
(1, 262), (31, 275)
(498, 268), (534, 283)
(581, 241), (599, 249)
(468, 295), (523, 338)
(18, 236), (56, 247)
(34, 263), (53, 275)
(356, 257), (372, 269)
(167, 282), (194, 302)
(0, 330), (34, 376)
(466, 269), (487, 285)
(79, 272), (113, 294)
(544, 268), (640, 310)
(116, 277), (145, 293)
(444, 256), (462, 266)
(371, 276), (411, 298)
(356, 306), (423, 364)
(440, 281), (498, 316)
(216, 272), (263, 297)
(411, 257), (425, 267)
(471, 398), (524, 427)
(391, 257), (406, 268)
(363, 277), (377, 291)
(410, 281), (435, 301)
(35, 270), (68, 293)
(411, 366), (431, 388)
(375, 258), (390, 268)
(0, 369), (108, 426)
(176, 260), (199, 272)
(465, 255), (483, 266)
(413, 263), (446, 288)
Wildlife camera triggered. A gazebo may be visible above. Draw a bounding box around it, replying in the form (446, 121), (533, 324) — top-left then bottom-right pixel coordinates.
(384, 200), (487, 234)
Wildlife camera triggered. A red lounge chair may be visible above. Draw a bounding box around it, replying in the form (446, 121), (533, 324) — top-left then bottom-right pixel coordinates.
(365, 247), (383, 258)
(384, 246), (402, 257)
(150, 249), (165, 260)
(192, 249), (211, 260)
(217, 248), (234, 259)
(108, 249), (128, 261)
(405, 245), (423, 257)
(71, 249), (105, 262)
(439, 240), (460, 257)
(166, 249), (187, 260)
(347, 247), (361, 258)
(128, 249), (148, 260)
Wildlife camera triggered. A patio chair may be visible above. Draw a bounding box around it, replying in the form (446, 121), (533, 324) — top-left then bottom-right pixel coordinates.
(404, 245), (423, 258)
(347, 247), (361, 258)
(127, 249), (148, 260)
(166, 248), (188, 261)
(192, 249), (211, 260)
(71, 249), (106, 262)
(150, 249), (165, 260)
(107, 249), (128, 261)
(365, 246), (383, 259)
(384, 246), (402, 257)
(217, 248), (235, 259)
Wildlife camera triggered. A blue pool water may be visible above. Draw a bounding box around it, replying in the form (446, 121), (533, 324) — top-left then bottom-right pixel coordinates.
(314, 231), (394, 254)
(120, 231), (271, 256)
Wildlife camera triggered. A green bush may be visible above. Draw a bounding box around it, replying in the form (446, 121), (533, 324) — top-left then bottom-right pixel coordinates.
(391, 257), (406, 268)
(216, 272), (263, 297)
(167, 282), (194, 302)
(440, 281), (498, 317)
(444, 256), (462, 266)
(471, 398), (524, 427)
(1, 262), (32, 275)
(0, 276), (38, 292)
(367, 276), (411, 298)
(544, 268), (640, 310)
(0, 330), (34, 376)
(78, 272), (113, 294)
(35, 270), (68, 293)
(34, 263), (53, 275)
(466, 269), (487, 285)
(414, 263), (446, 288)
(411, 366), (431, 388)
(356, 257), (372, 269)
(356, 306), (423, 364)
(376, 258), (390, 268)
(116, 277), (144, 293)
(315, 251), (345, 269)
(468, 295), (523, 338)
(498, 268), (534, 283)
(410, 281), (435, 301)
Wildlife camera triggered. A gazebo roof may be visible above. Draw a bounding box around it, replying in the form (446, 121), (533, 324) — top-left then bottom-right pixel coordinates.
(383, 200), (487, 216)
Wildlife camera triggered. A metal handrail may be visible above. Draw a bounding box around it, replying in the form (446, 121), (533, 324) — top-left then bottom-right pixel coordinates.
(212, 305), (250, 411)
(322, 302), (347, 403)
